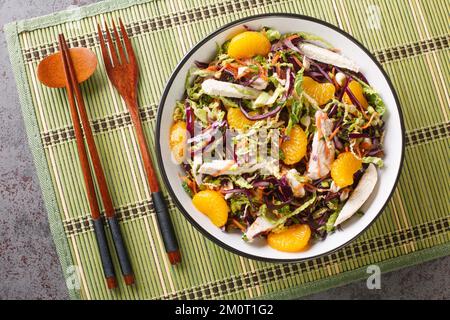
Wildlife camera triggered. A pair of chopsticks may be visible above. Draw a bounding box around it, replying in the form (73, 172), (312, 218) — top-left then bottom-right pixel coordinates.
(58, 34), (134, 289)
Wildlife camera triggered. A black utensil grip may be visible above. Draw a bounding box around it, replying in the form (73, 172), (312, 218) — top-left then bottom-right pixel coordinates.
(107, 216), (133, 277)
(152, 191), (179, 253)
(92, 218), (115, 279)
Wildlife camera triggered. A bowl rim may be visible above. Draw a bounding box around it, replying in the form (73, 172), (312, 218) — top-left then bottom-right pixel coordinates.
(155, 13), (405, 263)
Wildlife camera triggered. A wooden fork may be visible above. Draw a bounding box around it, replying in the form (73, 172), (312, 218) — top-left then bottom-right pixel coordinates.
(97, 19), (181, 265)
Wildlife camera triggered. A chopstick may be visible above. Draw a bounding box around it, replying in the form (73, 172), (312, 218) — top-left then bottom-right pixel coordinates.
(59, 34), (135, 288)
(59, 35), (135, 286)
(58, 34), (117, 290)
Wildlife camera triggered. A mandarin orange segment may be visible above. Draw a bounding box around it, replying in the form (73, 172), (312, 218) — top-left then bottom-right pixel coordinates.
(169, 121), (187, 163)
(227, 107), (256, 130)
(281, 125), (307, 165)
(331, 151), (363, 188)
(268, 224), (311, 252)
(227, 31), (271, 59)
(192, 190), (229, 227)
(302, 76), (336, 106)
(343, 80), (369, 109)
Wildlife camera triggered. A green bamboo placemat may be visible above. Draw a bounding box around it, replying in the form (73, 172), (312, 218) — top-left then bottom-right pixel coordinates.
(5, 0), (449, 300)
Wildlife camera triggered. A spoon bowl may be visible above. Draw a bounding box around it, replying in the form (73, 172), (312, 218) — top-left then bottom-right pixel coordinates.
(37, 47), (97, 88)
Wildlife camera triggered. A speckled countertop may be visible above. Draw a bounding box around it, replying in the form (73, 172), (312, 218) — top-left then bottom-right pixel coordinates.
(0, 0), (448, 300)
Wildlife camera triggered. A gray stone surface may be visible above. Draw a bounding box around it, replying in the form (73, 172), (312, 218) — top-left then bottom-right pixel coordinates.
(0, 0), (448, 300)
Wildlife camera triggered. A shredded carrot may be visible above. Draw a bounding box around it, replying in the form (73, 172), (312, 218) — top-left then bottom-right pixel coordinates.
(272, 52), (281, 64)
(206, 65), (217, 71)
(355, 101), (370, 120)
(236, 67), (252, 79)
(285, 34), (300, 42)
(316, 116), (323, 140)
(361, 109), (370, 120)
(328, 126), (341, 141)
(360, 139), (372, 150)
(292, 55), (303, 68)
(361, 112), (378, 129)
(222, 63), (240, 78)
(257, 63), (268, 81)
(305, 182), (316, 191)
(254, 188), (264, 201)
(188, 179), (197, 194)
(232, 219), (246, 232)
(324, 143), (330, 158)
(229, 62), (242, 69)
(212, 161), (235, 177)
(330, 68), (339, 89)
(179, 175), (197, 195)
(332, 79), (339, 89)
(227, 67), (238, 78)
(235, 59), (249, 66)
(354, 143), (362, 158)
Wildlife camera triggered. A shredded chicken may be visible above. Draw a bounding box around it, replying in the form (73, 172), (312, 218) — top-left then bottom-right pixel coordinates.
(334, 164), (378, 226)
(285, 169), (306, 198)
(245, 216), (275, 241)
(298, 43), (359, 72)
(307, 111), (335, 180)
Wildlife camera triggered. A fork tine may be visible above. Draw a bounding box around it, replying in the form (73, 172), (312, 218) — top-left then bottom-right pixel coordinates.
(111, 19), (128, 65)
(119, 18), (136, 65)
(103, 21), (120, 67)
(97, 23), (113, 73)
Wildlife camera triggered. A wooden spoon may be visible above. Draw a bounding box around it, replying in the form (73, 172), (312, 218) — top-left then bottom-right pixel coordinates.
(37, 47), (97, 88)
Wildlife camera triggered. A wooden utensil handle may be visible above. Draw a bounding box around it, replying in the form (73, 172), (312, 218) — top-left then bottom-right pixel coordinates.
(64, 79), (117, 289)
(59, 34), (117, 288)
(126, 98), (180, 262)
(151, 191), (180, 254)
(107, 216), (134, 285)
(68, 97), (117, 289)
(127, 100), (160, 192)
(63, 47), (115, 217)
(70, 102), (117, 289)
(61, 39), (135, 284)
(73, 97), (135, 284)
(92, 217), (117, 289)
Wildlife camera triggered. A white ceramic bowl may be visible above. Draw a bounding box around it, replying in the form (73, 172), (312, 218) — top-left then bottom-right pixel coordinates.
(156, 14), (405, 262)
